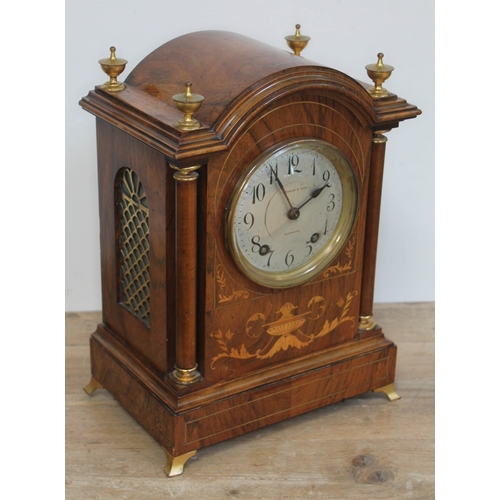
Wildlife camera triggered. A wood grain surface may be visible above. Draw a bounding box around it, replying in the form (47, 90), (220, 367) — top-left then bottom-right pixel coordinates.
(66, 302), (434, 499)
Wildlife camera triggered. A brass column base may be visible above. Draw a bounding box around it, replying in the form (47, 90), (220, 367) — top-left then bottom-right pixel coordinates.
(163, 448), (197, 477)
(170, 364), (202, 385)
(373, 383), (401, 401)
(83, 377), (104, 395)
(359, 315), (376, 331)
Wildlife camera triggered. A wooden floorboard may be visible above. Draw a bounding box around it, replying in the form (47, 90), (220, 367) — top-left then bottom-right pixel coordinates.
(65, 302), (434, 499)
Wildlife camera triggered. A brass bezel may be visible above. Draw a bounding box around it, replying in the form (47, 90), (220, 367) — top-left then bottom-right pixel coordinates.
(226, 139), (358, 288)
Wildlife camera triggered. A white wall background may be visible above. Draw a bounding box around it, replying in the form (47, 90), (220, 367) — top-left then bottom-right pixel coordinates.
(65, 0), (434, 311)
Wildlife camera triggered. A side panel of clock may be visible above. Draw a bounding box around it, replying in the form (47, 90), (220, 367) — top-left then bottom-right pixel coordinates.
(200, 94), (373, 383)
(95, 119), (173, 375)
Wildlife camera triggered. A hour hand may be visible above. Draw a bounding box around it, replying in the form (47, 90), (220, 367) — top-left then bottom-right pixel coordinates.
(297, 182), (331, 211)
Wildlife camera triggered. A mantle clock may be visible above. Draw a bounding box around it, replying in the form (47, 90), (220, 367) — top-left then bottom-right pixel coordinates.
(80, 27), (420, 477)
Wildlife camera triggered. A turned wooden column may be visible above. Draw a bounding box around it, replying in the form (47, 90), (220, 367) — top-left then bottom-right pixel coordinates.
(169, 164), (202, 384)
(359, 131), (389, 331)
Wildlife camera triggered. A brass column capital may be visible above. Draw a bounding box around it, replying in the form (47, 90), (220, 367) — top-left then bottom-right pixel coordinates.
(169, 164), (202, 182)
(372, 131), (390, 144)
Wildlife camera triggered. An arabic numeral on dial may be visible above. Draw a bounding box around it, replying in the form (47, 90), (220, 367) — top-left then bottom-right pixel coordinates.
(305, 233), (319, 255)
(266, 250), (274, 266)
(269, 163), (278, 185)
(243, 212), (254, 229)
(250, 235), (273, 263)
(252, 183), (265, 204)
(327, 193), (335, 211)
(287, 154), (301, 175)
(285, 250), (295, 267)
(251, 235), (262, 253)
(322, 170), (331, 182)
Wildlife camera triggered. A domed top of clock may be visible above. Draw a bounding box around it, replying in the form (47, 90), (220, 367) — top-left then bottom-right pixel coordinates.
(123, 29), (326, 125)
(81, 29), (420, 164)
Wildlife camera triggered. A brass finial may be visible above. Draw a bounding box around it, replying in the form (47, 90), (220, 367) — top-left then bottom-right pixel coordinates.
(285, 24), (310, 56)
(98, 46), (128, 92)
(172, 82), (205, 131)
(365, 53), (394, 98)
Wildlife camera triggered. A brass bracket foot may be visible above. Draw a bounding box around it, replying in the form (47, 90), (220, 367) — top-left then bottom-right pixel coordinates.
(83, 377), (104, 395)
(162, 448), (197, 477)
(373, 383), (401, 401)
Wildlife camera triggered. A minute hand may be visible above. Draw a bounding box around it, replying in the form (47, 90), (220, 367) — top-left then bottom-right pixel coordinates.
(296, 183), (331, 210)
(274, 175), (302, 221)
(274, 175), (294, 211)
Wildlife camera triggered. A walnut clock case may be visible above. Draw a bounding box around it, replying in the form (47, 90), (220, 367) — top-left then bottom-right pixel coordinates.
(80, 28), (420, 477)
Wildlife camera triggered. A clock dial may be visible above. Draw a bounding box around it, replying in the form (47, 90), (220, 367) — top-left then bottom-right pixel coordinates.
(227, 139), (358, 288)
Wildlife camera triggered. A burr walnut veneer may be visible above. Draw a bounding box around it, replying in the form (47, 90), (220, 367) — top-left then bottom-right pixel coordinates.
(80, 30), (420, 476)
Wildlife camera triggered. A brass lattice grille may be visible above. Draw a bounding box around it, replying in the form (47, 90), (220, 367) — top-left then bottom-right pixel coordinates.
(117, 168), (150, 326)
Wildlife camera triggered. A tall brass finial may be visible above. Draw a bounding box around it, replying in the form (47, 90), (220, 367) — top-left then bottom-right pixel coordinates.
(172, 82), (205, 131)
(365, 53), (394, 98)
(98, 46), (128, 92)
(285, 24), (310, 56)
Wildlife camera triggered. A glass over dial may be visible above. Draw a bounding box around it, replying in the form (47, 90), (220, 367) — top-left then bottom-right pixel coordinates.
(227, 139), (358, 288)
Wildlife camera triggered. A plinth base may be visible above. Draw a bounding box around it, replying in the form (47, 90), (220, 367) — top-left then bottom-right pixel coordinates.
(86, 324), (398, 476)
